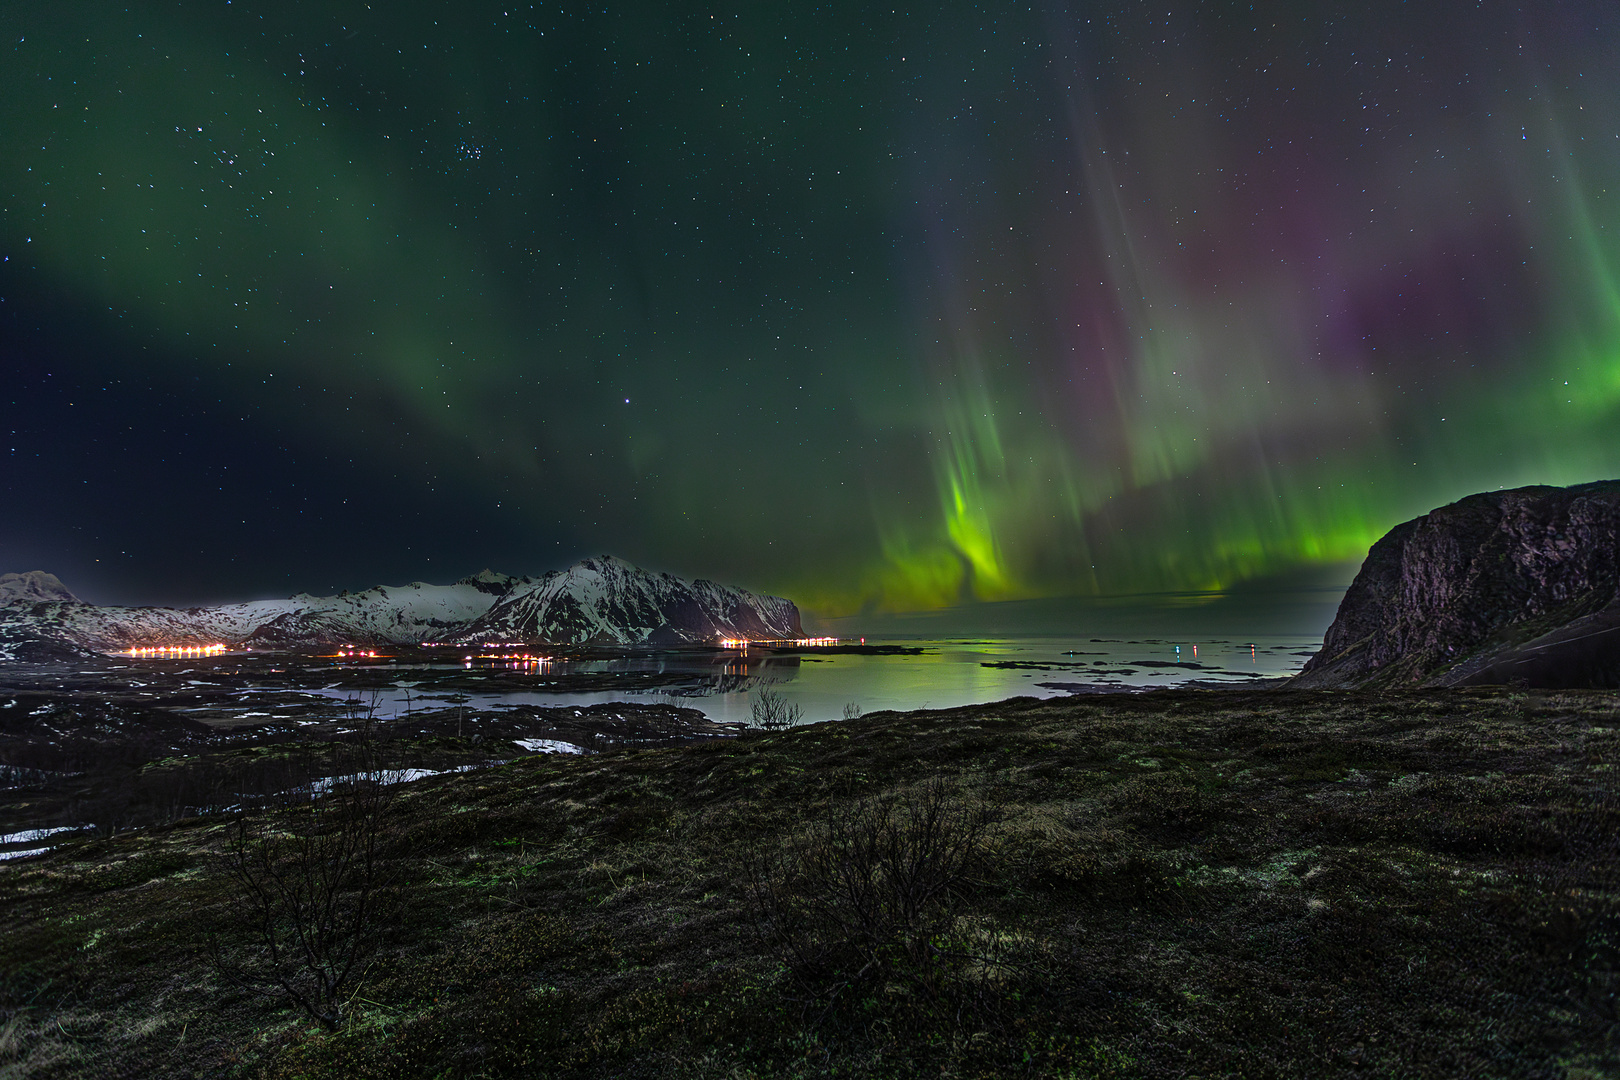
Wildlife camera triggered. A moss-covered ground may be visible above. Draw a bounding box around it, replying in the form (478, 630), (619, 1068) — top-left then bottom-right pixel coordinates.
(1, 687), (1615, 1078)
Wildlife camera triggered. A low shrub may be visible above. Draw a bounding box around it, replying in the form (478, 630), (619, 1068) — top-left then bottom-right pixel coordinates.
(746, 777), (1012, 1030)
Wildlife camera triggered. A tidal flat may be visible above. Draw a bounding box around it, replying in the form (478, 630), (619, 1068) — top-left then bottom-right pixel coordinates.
(0, 686), (1615, 1079)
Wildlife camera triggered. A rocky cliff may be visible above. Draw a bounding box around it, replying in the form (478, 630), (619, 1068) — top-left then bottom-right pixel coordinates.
(1293, 481), (1620, 688)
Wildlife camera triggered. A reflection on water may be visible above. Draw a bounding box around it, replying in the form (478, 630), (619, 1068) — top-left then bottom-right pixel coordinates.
(317, 636), (1320, 728)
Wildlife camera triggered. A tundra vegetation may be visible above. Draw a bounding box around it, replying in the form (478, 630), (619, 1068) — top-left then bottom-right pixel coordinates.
(208, 737), (397, 1033)
(0, 688), (1615, 1078)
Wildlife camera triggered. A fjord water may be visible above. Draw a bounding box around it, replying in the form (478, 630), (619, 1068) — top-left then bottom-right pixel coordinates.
(352, 635), (1322, 728)
(671, 635), (1321, 725)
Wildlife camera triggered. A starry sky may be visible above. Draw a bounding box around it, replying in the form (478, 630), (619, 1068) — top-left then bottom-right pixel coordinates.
(3, 1), (1619, 622)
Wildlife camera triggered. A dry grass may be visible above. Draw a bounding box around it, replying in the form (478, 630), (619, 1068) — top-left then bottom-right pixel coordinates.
(0, 687), (1615, 1078)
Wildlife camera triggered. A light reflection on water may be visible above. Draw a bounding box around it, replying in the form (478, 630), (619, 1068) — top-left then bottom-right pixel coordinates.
(324, 636), (1320, 727)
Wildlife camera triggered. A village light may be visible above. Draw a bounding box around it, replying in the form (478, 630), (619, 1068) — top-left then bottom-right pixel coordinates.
(128, 643), (227, 658)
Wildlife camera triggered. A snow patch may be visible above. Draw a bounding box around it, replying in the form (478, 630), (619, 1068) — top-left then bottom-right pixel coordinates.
(514, 738), (586, 755)
(0, 846), (53, 862)
(0, 825), (80, 845)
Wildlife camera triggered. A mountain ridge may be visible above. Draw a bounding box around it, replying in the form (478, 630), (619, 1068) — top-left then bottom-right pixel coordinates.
(0, 558), (801, 660)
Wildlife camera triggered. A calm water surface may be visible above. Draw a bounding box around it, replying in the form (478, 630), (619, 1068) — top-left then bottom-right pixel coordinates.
(354, 635), (1323, 727)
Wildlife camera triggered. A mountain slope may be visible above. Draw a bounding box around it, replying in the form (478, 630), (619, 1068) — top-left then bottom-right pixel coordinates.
(450, 555), (802, 645)
(0, 560), (801, 657)
(0, 572), (78, 605)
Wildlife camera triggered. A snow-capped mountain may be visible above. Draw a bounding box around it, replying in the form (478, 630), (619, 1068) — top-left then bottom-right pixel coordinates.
(0, 571), (526, 660)
(450, 555), (803, 645)
(0, 572), (78, 605)
(0, 559), (801, 659)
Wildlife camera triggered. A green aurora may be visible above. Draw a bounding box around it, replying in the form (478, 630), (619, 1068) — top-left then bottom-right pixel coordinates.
(4, 1), (1619, 618)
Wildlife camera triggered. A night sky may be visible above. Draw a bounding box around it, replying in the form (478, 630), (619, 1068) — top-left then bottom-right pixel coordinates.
(3, 2), (1618, 620)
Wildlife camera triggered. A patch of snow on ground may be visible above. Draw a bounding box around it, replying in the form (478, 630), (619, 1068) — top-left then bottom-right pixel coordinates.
(0, 847), (53, 862)
(301, 764), (491, 796)
(0, 825), (79, 845)
(514, 738), (586, 754)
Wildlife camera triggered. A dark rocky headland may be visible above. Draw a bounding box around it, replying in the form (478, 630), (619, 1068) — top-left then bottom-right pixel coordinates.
(1296, 480), (1620, 688)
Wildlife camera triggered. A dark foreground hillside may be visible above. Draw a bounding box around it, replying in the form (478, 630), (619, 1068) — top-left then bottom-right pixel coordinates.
(1, 689), (1615, 1079)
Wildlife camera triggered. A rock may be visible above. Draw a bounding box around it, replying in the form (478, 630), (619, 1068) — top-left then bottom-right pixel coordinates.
(1293, 481), (1620, 688)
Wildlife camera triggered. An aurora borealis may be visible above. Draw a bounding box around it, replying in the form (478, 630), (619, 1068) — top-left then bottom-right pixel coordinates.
(4, 2), (1619, 621)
